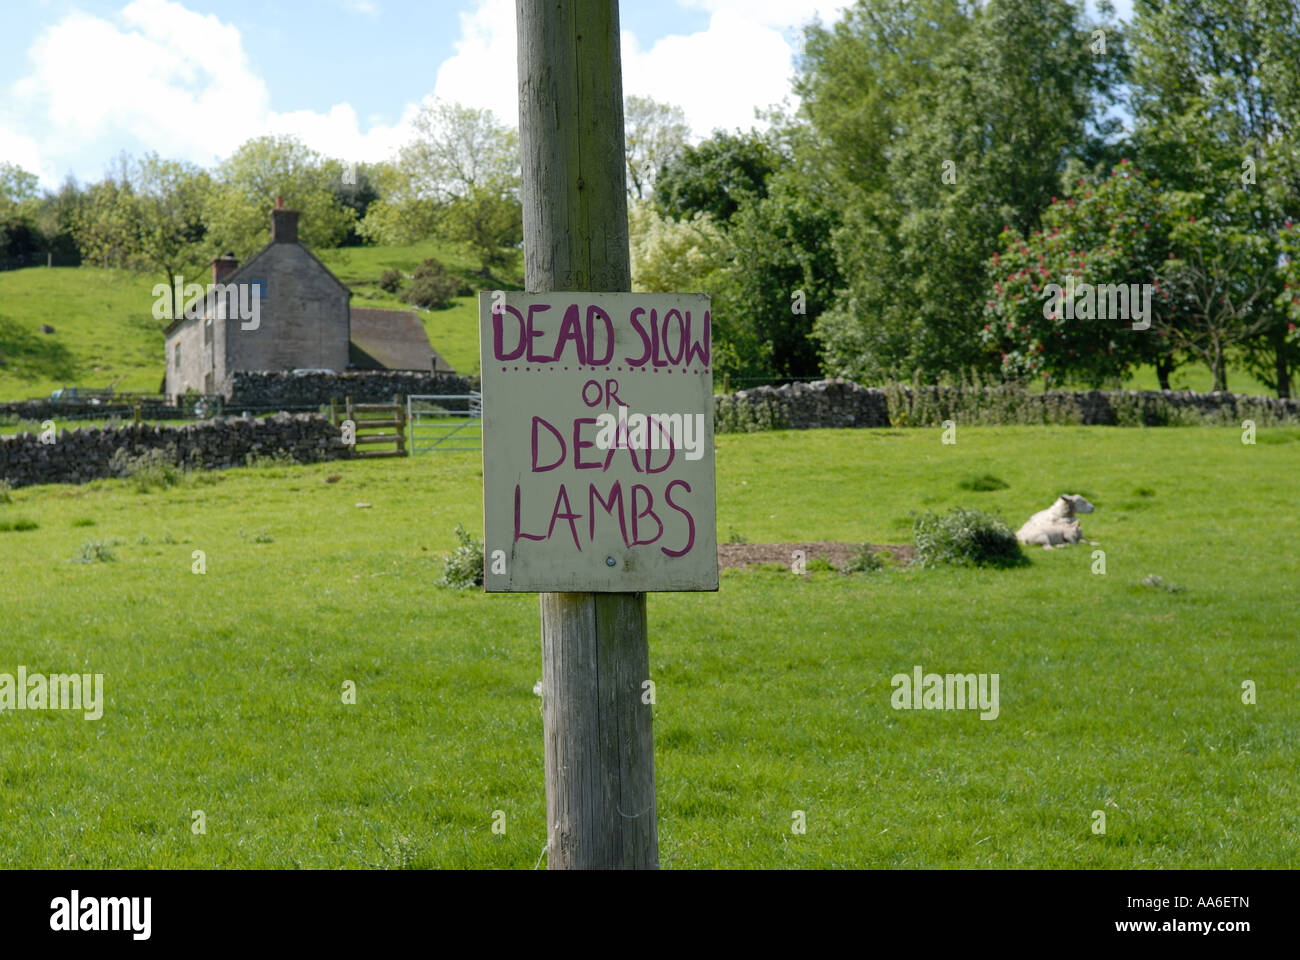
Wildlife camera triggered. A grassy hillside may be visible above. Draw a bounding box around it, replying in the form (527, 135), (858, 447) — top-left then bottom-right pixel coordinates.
(0, 267), (165, 399)
(316, 240), (523, 378)
(1, 425), (1296, 868)
(0, 240), (520, 402)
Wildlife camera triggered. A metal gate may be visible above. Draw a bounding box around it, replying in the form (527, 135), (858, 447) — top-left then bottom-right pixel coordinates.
(407, 393), (482, 454)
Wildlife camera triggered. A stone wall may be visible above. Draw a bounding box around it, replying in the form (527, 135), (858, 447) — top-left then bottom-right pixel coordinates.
(0, 399), (175, 422)
(713, 379), (1300, 431)
(223, 370), (476, 407)
(715, 379), (890, 431)
(0, 413), (346, 489)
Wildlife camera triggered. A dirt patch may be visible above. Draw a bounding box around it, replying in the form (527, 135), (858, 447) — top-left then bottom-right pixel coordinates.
(718, 541), (914, 572)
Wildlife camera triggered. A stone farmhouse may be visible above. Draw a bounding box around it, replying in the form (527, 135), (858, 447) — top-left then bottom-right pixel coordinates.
(163, 199), (451, 401)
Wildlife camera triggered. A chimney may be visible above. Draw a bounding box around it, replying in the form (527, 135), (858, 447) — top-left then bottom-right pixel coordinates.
(211, 251), (238, 284)
(271, 195), (299, 244)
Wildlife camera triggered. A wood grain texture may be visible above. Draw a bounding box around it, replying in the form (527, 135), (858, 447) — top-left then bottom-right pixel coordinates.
(517, 0), (657, 869)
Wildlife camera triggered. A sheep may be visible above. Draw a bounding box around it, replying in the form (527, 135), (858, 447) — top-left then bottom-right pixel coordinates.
(1016, 494), (1095, 549)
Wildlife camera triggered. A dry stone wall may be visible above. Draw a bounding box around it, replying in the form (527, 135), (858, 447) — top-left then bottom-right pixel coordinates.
(713, 379), (1300, 431)
(0, 413), (346, 489)
(223, 371), (476, 407)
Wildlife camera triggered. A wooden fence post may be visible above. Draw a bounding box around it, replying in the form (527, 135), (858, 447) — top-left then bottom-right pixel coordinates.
(518, 0), (658, 869)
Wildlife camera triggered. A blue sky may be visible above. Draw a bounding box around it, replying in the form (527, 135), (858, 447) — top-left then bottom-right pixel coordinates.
(1, 0), (1131, 189)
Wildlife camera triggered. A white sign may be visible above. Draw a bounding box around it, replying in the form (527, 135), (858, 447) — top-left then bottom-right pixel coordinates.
(479, 291), (718, 592)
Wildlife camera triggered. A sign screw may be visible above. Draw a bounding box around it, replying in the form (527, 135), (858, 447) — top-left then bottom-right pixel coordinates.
(605, 556), (616, 567)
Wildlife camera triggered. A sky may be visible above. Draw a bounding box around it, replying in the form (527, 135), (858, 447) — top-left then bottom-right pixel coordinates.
(0, 0), (1134, 190)
(0, 0), (854, 188)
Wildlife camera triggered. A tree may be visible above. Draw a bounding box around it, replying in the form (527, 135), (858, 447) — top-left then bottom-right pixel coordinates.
(801, 0), (1125, 382)
(623, 95), (690, 200)
(131, 153), (212, 297)
(441, 183), (522, 276)
(628, 200), (730, 295)
(359, 100), (521, 259)
(1128, 0), (1300, 395)
(979, 161), (1180, 388)
(205, 136), (356, 258)
(715, 162), (842, 380)
(0, 162), (42, 267)
(652, 129), (778, 224)
(1158, 194), (1280, 392)
(333, 161), (382, 246)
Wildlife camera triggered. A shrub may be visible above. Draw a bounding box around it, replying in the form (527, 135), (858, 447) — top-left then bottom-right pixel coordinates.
(405, 258), (458, 310)
(0, 479), (11, 504)
(379, 268), (403, 294)
(845, 543), (883, 573)
(0, 517), (38, 532)
(244, 450), (297, 469)
(912, 507), (1027, 568)
(75, 539), (117, 563)
(109, 447), (184, 492)
(438, 524), (484, 588)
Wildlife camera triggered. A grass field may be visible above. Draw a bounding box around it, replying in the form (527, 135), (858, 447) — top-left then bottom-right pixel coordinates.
(1, 425), (1296, 868)
(0, 240), (518, 402)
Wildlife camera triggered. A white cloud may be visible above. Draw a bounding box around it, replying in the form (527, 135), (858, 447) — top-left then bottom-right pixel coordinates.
(621, 9), (799, 136)
(0, 124), (48, 183)
(431, 0), (519, 126)
(433, 0), (837, 141)
(5, 0), (417, 184)
(2, 0), (857, 188)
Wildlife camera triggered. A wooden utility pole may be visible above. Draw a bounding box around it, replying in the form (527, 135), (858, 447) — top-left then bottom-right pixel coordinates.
(517, 0), (658, 869)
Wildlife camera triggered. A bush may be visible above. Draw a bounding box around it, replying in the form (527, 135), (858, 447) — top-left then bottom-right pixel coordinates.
(379, 268), (403, 294)
(845, 543), (883, 573)
(75, 539), (117, 563)
(405, 258), (458, 310)
(437, 524), (484, 588)
(912, 507), (1027, 568)
(109, 447), (184, 492)
(0, 479), (11, 504)
(0, 517), (38, 532)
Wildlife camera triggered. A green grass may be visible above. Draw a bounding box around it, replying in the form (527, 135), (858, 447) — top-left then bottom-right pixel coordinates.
(1, 428), (1296, 868)
(0, 240), (521, 403)
(0, 267), (165, 399)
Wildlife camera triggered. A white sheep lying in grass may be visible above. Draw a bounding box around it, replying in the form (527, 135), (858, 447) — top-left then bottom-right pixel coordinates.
(1016, 494), (1095, 549)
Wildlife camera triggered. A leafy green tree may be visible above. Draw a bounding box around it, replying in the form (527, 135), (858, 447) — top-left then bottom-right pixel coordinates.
(205, 136), (355, 258)
(359, 100), (521, 263)
(1128, 0), (1300, 395)
(628, 200), (730, 295)
(441, 182), (522, 276)
(623, 95), (690, 200)
(979, 162), (1179, 387)
(714, 162), (842, 380)
(652, 129), (779, 224)
(802, 0), (1125, 382)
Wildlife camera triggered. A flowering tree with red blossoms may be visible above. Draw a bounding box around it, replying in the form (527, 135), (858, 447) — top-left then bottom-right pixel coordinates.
(979, 161), (1180, 387)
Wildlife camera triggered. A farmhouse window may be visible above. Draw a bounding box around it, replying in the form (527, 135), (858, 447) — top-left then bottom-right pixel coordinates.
(175, 343), (181, 370)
